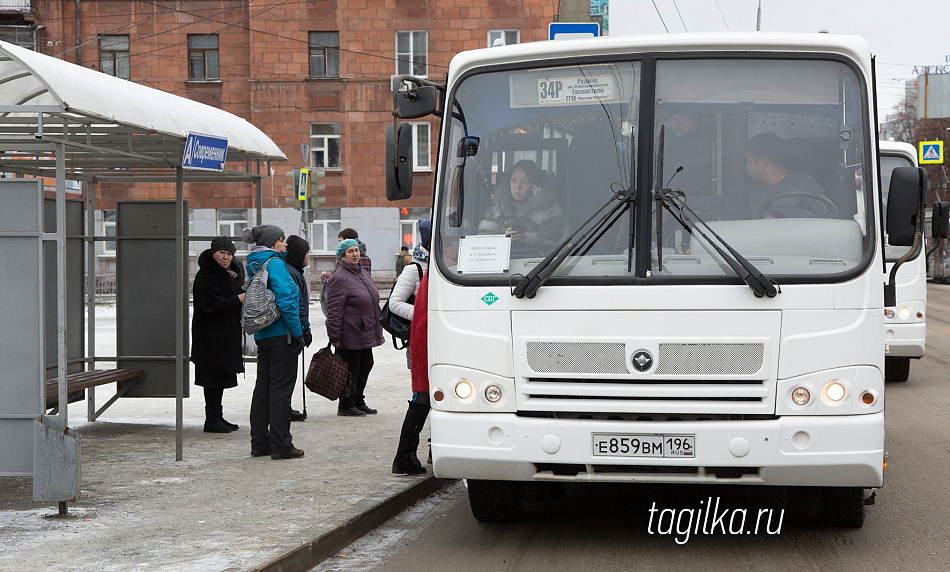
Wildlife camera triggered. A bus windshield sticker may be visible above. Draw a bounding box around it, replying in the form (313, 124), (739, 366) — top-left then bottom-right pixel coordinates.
(538, 76), (616, 106)
(457, 235), (511, 274)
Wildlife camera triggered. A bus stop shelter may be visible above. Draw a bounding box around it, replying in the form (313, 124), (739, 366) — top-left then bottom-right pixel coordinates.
(0, 40), (286, 508)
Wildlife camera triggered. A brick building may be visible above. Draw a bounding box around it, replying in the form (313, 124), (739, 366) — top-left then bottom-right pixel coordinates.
(2, 0), (557, 277)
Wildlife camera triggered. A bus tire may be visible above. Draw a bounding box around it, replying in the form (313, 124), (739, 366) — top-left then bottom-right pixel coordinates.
(467, 479), (524, 522)
(885, 356), (910, 383)
(820, 487), (865, 528)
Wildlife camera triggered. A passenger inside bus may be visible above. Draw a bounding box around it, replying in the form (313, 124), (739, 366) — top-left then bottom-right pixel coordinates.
(477, 158), (568, 256)
(745, 132), (837, 219)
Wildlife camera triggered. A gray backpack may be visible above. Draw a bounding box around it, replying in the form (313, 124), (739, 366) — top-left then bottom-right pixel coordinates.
(241, 257), (281, 334)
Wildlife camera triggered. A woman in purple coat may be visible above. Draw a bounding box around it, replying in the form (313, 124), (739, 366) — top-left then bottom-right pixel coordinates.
(325, 238), (385, 416)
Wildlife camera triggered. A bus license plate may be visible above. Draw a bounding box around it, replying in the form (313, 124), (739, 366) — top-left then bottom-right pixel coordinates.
(592, 434), (695, 458)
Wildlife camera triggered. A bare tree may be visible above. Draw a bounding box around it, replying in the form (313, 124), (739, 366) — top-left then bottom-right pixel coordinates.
(882, 93), (950, 203)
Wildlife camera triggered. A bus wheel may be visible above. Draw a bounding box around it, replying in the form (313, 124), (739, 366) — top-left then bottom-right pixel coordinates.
(467, 480), (524, 522)
(885, 356), (910, 383)
(820, 487), (865, 528)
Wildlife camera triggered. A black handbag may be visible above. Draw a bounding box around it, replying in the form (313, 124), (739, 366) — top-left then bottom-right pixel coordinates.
(379, 263), (422, 350)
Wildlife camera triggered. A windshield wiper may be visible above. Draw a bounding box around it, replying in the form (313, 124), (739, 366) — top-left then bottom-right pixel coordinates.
(512, 183), (635, 299)
(656, 188), (779, 298)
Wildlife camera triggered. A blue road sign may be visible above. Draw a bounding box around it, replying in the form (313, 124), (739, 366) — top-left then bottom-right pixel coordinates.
(920, 141), (944, 164)
(182, 132), (229, 171)
(548, 22), (600, 40)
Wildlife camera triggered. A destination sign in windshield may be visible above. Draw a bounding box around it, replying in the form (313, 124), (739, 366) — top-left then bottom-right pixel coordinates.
(538, 76), (616, 105)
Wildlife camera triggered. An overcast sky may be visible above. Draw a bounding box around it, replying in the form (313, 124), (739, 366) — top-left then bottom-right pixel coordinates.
(606, 0), (946, 121)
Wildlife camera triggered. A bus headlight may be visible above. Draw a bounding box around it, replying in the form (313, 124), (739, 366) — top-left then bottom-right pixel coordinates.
(791, 387), (811, 406)
(898, 306), (912, 320)
(484, 384), (502, 403)
(824, 381), (846, 402)
(454, 379), (474, 399)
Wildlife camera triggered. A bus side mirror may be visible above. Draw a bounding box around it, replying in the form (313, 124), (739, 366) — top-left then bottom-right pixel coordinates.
(385, 123), (413, 201)
(394, 85), (439, 119)
(932, 201), (950, 239)
(886, 167), (926, 247)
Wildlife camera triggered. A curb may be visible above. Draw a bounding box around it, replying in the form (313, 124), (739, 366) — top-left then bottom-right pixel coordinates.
(253, 476), (452, 572)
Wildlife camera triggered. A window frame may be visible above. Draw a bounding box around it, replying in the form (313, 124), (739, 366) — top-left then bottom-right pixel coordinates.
(487, 29), (519, 48)
(309, 32), (340, 78)
(188, 34), (220, 81)
(410, 122), (431, 171)
(395, 30), (428, 77)
(216, 208), (250, 251)
(102, 210), (116, 254)
(310, 209), (342, 254)
(310, 123), (341, 170)
(99, 35), (130, 79)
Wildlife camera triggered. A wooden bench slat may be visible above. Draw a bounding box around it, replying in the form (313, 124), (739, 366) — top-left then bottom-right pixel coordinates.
(45, 369), (145, 399)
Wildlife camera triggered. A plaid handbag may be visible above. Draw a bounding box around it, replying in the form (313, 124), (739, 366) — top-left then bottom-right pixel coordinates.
(305, 342), (348, 400)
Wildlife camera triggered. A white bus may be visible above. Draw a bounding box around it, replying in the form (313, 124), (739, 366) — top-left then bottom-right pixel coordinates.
(386, 33), (927, 527)
(880, 141), (926, 382)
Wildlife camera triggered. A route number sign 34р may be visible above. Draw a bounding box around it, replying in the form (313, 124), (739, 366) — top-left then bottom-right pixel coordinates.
(592, 434), (695, 458)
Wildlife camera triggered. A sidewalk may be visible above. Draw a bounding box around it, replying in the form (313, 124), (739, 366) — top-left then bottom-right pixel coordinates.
(0, 304), (445, 572)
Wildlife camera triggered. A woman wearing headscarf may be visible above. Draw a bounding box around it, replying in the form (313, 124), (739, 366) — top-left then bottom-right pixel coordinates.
(243, 225), (305, 460)
(324, 238), (385, 417)
(391, 220), (431, 474)
(191, 236), (246, 433)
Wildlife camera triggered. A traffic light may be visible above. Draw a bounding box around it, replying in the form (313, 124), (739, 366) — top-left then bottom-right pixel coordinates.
(285, 168), (301, 196)
(310, 168), (326, 207)
(284, 167), (325, 214)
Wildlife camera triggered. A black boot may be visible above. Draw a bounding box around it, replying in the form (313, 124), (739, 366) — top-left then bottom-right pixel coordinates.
(204, 405), (233, 433)
(392, 401), (429, 475)
(220, 409), (239, 431)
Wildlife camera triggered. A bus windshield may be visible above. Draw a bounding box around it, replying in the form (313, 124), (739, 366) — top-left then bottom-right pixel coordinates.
(437, 56), (872, 285)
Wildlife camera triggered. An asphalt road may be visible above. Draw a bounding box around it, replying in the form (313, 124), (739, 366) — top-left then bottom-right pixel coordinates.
(314, 284), (950, 572)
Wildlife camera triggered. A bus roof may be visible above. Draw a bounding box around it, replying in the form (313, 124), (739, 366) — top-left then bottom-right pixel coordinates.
(448, 32), (872, 79)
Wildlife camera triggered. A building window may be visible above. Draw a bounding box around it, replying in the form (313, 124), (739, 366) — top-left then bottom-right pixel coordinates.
(103, 210), (116, 253)
(311, 209), (342, 254)
(396, 31), (427, 77)
(309, 32), (340, 78)
(399, 207), (432, 250)
(310, 123), (341, 169)
(100, 35), (130, 79)
(188, 34), (219, 80)
(217, 208), (249, 250)
(410, 122), (430, 171)
(488, 30), (519, 47)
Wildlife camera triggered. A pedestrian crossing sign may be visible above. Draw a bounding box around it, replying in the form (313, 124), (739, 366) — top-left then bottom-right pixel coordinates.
(919, 141), (943, 164)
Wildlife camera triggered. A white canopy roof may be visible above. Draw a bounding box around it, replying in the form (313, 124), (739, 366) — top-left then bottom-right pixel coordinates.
(0, 40), (286, 182)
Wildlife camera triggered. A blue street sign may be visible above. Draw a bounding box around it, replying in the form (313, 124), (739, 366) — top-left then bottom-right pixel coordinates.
(920, 141), (944, 165)
(548, 22), (600, 41)
(182, 132), (229, 171)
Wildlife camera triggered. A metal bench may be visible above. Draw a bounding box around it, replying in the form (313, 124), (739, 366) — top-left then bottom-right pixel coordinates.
(45, 369), (145, 420)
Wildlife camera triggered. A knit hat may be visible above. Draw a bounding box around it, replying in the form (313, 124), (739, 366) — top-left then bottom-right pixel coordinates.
(337, 238), (359, 259)
(242, 224), (284, 248)
(418, 219), (432, 249)
(285, 235), (310, 269)
(210, 236), (236, 254)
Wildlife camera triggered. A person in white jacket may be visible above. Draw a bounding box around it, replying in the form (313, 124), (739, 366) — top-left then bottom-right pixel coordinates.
(388, 220), (430, 367)
(390, 219), (431, 475)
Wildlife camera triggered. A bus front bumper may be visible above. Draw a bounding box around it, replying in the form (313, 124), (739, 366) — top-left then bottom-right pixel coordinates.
(430, 410), (884, 488)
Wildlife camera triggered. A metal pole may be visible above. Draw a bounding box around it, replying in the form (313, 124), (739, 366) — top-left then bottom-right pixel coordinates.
(56, 142), (68, 431)
(85, 180), (96, 421)
(756, 0), (762, 31)
(175, 167), (184, 461)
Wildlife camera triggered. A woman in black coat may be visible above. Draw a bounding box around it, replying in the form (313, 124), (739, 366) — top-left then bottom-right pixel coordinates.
(191, 236), (246, 433)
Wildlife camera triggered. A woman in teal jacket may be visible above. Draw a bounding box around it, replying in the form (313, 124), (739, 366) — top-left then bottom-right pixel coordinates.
(243, 225), (305, 460)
